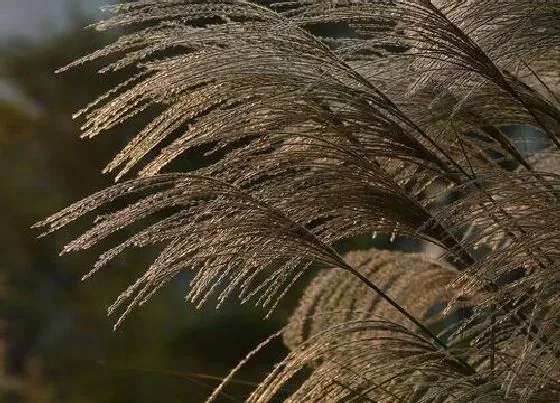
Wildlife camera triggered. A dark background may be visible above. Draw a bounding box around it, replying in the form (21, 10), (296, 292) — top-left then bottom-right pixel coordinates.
(0, 2), (291, 402)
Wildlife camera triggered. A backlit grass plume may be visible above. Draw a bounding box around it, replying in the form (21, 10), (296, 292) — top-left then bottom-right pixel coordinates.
(35, 1), (560, 401)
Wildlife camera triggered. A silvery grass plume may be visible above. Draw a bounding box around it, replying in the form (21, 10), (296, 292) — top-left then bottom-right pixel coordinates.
(33, 0), (560, 401)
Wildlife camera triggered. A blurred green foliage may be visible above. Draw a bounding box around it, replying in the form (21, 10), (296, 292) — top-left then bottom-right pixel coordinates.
(0, 15), (300, 403)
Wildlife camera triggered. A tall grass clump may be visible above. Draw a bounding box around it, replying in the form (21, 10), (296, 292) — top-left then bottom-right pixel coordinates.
(35, 1), (560, 401)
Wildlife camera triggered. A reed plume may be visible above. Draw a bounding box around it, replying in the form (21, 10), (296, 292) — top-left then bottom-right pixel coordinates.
(35, 1), (560, 401)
